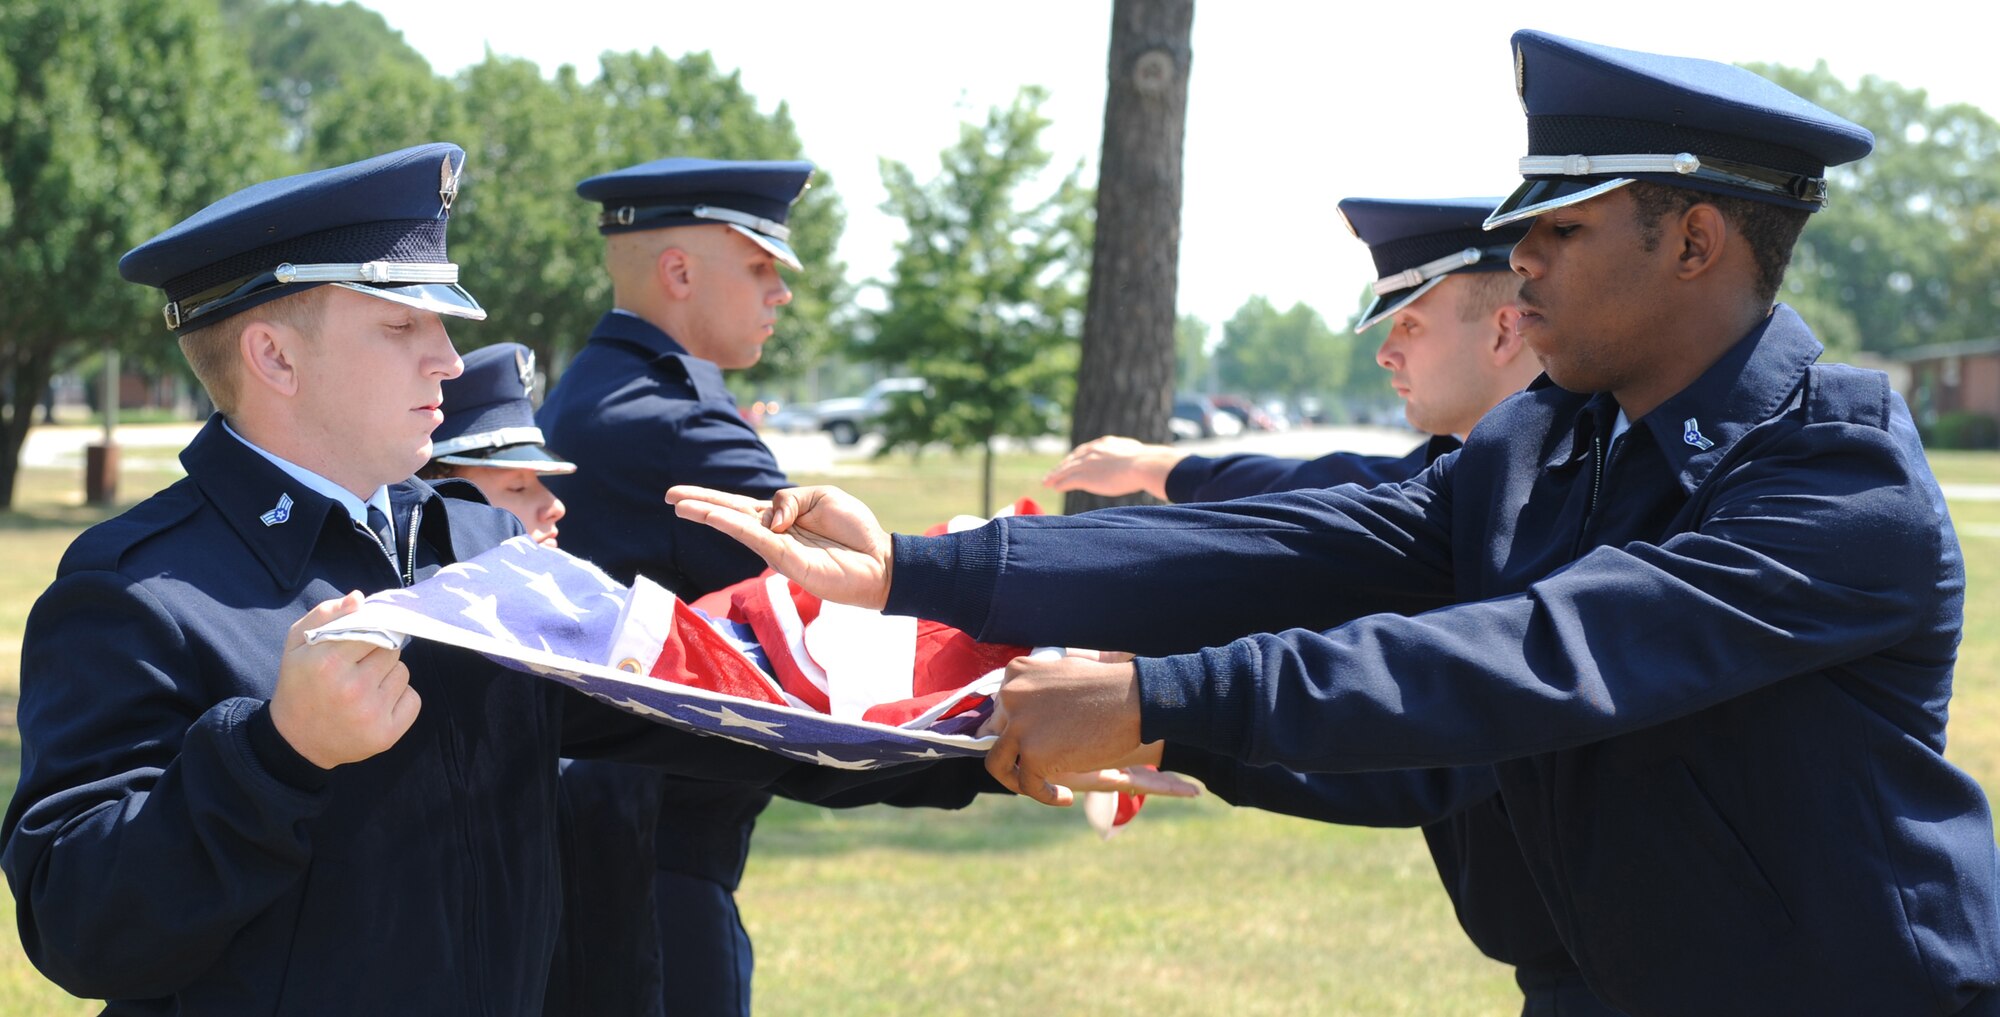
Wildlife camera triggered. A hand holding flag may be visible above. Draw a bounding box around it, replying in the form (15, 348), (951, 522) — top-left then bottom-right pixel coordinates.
(982, 652), (1148, 807)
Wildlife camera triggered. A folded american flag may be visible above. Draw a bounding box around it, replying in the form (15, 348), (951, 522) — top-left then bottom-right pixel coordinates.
(304, 532), (1043, 769)
(304, 500), (1151, 829)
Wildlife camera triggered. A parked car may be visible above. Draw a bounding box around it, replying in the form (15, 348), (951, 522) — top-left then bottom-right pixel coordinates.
(760, 400), (822, 435)
(811, 376), (928, 445)
(1211, 394), (1286, 432)
(1170, 395), (1242, 442)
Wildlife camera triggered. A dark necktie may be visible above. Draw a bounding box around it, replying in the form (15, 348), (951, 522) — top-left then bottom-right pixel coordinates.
(366, 504), (397, 562)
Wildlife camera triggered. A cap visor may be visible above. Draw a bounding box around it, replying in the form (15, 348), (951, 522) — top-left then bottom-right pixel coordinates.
(1484, 177), (1635, 230)
(1353, 276), (1446, 334)
(726, 223), (802, 271)
(332, 280), (488, 321)
(435, 442), (576, 475)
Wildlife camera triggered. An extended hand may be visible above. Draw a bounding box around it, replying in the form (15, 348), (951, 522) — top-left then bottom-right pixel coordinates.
(668, 485), (893, 610)
(1042, 435), (1184, 500)
(271, 592), (421, 769)
(981, 654), (1146, 806)
(1055, 759), (1197, 798)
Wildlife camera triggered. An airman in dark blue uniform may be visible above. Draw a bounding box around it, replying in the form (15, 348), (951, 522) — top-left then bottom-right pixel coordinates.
(422, 341), (573, 546)
(536, 158), (811, 1017)
(1047, 196), (1537, 500)
(1050, 197), (1618, 1017)
(671, 32), (2000, 1015)
(0, 144), (861, 1016)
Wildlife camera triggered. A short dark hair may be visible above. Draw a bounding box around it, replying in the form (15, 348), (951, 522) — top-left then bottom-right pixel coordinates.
(1626, 181), (1809, 305)
(417, 460), (460, 481)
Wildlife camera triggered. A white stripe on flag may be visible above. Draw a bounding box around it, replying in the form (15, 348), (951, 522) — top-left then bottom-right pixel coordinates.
(764, 573), (829, 699)
(807, 600), (918, 721)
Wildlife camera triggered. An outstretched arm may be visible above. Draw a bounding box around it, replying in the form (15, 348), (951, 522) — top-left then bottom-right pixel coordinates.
(1043, 436), (1184, 500)
(666, 485), (895, 609)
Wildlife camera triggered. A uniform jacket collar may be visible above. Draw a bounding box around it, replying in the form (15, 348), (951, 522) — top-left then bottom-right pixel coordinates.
(1544, 304), (1822, 493)
(590, 309), (734, 403)
(592, 309), (692, 361)
(180, 415), (463, 589)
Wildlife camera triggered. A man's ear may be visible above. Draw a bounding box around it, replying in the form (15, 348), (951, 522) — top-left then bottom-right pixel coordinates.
(1675, 202), (1729, 281)
(1491, 303), (1526, 362)
(657, 246), (694, 299)
(240, 319), (300, 398)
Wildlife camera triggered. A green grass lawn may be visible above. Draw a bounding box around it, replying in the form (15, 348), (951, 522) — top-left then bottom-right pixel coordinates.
(0, 443), (1994, 1015)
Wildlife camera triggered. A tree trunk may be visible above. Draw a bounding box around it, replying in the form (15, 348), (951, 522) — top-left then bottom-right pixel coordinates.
(980, 437), (995, 518)
(1066, 0), (1193, 514)
(0, 343), (56, 511)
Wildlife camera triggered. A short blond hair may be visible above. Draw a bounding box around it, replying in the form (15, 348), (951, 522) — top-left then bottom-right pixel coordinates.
(1454, 271), (1520, 324)
(176, 287), (329, 413)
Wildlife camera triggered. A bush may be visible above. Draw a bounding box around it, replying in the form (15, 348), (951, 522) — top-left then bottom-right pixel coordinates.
(1926, 411), (2000, 450)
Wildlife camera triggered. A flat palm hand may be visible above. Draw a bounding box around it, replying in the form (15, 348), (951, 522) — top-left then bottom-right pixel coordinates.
(668, 485), (893, 609)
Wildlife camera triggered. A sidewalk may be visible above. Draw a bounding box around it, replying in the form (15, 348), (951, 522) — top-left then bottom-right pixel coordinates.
(19, 421), (2000, 504)
(20, 423), (205, 470)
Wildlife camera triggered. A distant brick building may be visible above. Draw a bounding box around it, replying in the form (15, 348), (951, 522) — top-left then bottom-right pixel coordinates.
(1887, 338), (2000, 430)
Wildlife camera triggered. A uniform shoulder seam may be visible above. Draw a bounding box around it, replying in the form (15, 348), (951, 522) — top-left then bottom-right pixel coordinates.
(1803, 363), (1890, 431)
(58, 483), (205, 574)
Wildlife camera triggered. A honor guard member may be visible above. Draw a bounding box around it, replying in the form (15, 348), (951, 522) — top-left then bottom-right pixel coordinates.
(0, 144), (855, 1016)
(673, 32), (2000, 1015)
(1051, 197), (1620, 1017)
(535, 158), (810, 1017)
(420, 342), (572, 548)
(1048, 197), (1535, 498)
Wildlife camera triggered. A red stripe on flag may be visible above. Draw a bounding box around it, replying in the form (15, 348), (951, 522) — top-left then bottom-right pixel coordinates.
(647, 599), (790, 706)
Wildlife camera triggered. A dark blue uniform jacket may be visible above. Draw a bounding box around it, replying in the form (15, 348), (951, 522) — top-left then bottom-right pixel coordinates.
(1157, 433), (1618, 1012)
(538, 310), (785, 888)
(1164, 436), (1451, 504)
(535, 311), (785, 1017)
(0, 418), (863, 1015)
(888, 307), (2000, 1016)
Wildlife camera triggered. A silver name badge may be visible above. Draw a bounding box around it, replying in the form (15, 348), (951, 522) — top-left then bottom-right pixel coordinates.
(1683, 418), (1716, 451)
(260, 492), (294, 527)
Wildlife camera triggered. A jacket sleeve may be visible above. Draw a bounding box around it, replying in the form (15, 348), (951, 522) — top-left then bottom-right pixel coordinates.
(662, 405), (792, 595)
(0, 571), (329, 1000)
(782, 756), (1002, 809)
(1165, 445), (1428, 503)
(1160, 745), (1498, 827)
(563, 401), (787, 597)
(886, 453), (1462, 658)
(1137, 418), (1955, 771)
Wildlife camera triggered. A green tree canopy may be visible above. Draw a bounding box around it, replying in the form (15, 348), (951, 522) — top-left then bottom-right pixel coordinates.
(0, 0), (288, 506)
(865, 87), (1094, 514)
(274, 37), (849, 382)
(220, 0), (430, 148)
(1213, 296), (1350, 403)
(1749, 62), (2000, 355)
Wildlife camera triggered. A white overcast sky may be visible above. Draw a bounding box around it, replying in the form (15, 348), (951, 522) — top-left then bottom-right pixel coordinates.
(356, 0), (2000, 333)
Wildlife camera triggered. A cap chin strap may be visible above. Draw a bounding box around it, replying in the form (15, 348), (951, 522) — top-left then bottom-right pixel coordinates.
(164, 260), (460, 330)
(1516, 152), (1827, 205)
(430, 426), (547, 458)
(598, 203), (791, 241)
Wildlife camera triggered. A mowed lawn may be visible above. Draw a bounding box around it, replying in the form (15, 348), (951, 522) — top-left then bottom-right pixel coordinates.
(0, 441), (1994, 1016)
